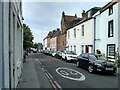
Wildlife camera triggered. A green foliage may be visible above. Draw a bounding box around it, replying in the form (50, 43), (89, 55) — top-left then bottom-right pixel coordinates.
(96, 49), (101, 54)
(33, 43), (38, 49)
(23, 24), (34, 50)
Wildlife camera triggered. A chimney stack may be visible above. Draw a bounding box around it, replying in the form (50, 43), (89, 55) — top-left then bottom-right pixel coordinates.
(82, 10), (87, 19)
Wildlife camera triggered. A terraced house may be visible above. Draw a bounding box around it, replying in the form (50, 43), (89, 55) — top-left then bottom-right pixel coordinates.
(66, 7), (100, 55)
(94, 0), (119, 62)
(0, 1), (23, 89)
(66, 0), (119, 62)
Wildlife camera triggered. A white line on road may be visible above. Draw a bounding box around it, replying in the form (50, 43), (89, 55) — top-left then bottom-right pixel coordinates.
(56, 67), (85, 81)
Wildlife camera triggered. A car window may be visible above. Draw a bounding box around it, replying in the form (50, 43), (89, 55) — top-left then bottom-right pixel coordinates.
(89, 55), (97, 60)
(79, 54), (84, 57)
(98, 55), (107, 60)
(70, 51), (77, 55)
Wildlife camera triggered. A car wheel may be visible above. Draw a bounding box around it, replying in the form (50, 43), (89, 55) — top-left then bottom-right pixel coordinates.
(88, 65), (94, 73)
(76, 61), (80, 68)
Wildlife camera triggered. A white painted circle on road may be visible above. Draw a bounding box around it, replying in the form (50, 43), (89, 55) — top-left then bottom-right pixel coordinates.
(56, 67), (85, 81)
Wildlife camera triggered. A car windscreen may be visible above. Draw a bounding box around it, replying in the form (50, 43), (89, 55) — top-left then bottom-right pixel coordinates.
(89, 55), (98, 61)
(89, 54), (107, 61)
(97, 56), (107, 60)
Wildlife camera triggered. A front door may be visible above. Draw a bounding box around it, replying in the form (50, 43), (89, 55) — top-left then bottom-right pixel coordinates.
(85, 45), (89, 53)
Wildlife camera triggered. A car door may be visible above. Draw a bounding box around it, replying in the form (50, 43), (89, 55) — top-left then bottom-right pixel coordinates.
(81, 54), (89, 68)
(62, 51), (66, 59)
(78, 54), (86, 67)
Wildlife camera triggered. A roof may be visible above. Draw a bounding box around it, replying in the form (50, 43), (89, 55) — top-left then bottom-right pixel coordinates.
(64, 15), (76, 21)
(67, 17), (93, 30)
(86, 7), (101, 13)
(51, 30), (61, 38)
(100, 0), (117, 13)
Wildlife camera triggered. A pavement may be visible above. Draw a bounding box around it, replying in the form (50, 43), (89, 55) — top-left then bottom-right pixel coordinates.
(17, 53), (53, 89)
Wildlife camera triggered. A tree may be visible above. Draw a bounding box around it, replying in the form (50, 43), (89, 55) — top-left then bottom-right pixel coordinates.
(23, 24), (34, 50)
(33, 43), (38, 49)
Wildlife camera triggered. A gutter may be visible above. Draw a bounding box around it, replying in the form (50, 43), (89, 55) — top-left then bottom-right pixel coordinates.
(93, 17), (96, 53)
(9, 2), (12, 89)
(93, 13), (100, 53)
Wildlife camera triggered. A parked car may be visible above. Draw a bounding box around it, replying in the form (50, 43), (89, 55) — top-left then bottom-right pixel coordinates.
(33, 48), (37, 53)
(55, 51), (63, 59)
(52, 51), (57, 57)
(62, 50), (78, 62)
(76, 53), (117, 75)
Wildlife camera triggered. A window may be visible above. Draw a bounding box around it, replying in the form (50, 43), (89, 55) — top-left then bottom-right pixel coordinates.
(81, 25), (84, 36)
(109, 6), (113, 15)
(71, 45), (72, 51)
(74, 45), (76, 53)
(63, 41), (64, 45)
(74, 28), (76, 38)
(108, 20), (113, 37)
(107, 44), (115, 59)
(68, 31), (70, 39)
(81, 45), (84, 53)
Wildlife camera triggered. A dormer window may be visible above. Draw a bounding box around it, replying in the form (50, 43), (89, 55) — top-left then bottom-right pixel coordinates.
(109, 6), (113, 15)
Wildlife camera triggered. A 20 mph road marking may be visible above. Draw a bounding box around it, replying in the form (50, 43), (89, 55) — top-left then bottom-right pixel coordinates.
(56, 67), (85, 81)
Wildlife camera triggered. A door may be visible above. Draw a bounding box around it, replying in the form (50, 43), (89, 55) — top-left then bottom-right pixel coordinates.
(81, 54), (89, 68)
(85, 45), (89, 53)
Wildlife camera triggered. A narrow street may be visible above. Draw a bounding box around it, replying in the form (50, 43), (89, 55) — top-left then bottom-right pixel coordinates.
(31, 53), (118, 88)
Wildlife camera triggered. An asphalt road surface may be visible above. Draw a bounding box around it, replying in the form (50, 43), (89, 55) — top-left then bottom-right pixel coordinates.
(32, 53), (118, 89)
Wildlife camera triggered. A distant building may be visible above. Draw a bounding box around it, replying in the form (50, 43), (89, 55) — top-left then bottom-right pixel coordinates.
(0, 1), (23, 89)
(43, 37), (47, 50)
(60, 11), (81, 51)
(50, 28), (61, 51)
(37, 43), (43, 51)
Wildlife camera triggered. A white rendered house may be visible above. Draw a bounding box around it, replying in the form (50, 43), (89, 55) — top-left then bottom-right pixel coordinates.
(66, 18), (94, 55)
(94, 1), (119, 61)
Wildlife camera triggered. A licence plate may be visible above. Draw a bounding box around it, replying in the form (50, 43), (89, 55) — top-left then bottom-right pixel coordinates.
(106, 68), (113, 70)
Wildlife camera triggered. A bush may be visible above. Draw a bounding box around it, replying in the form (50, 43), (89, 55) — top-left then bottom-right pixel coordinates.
(114, 60), (120, 67)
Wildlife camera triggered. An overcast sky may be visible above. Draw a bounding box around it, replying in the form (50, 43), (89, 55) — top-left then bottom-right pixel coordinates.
(23, 0), (111, 43)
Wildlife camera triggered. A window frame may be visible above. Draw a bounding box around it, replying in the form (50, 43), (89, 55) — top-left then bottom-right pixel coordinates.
(109, 6), (113, 15)
(81, 25), (84, 36)
(68, 31), (70, 39)
(108, 20), (114, 37)
(74, 28), (76, 38)
(107, 44), (115, 59)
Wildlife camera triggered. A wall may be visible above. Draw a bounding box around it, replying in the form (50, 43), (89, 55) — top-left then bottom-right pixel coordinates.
(3, 2), (10, 88)
(118, 2), (120, 58)
(50, 37), (57, 51)
(67, 18), (94, 55)
(96, 3), (118, 58)
(59, 34), (66, 51)
(0, 1), (3, 89)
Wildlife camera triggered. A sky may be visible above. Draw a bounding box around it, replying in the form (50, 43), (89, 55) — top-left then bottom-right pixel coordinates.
(23, 0), (111, 43)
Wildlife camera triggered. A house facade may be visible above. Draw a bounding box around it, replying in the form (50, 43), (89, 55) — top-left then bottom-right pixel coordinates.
(66, 18), (94, 55)
(66, 7), (101, 55)
(95, 1), (119, 61)
(43, 37), (47, 50)
(50, 29), (60, 51)
(60, 11), (78, 51)
(0, 1), (23, 89)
